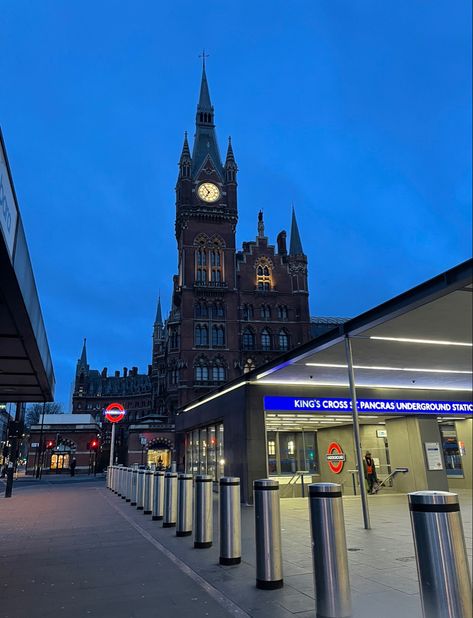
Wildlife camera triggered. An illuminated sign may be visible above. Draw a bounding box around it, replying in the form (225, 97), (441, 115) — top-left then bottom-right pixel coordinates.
(263, 396), (473, 415)
(0, 142), (19, 261)
(326, 442), (345, 474)
(104, 403), (125, 423)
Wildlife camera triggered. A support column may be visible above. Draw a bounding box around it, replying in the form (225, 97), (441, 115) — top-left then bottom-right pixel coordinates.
(344, 335), (371, 530)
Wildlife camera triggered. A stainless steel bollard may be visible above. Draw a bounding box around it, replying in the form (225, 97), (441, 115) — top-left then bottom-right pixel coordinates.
(163, 472), (178, 527)
(121, 468), (128, 499)
(143, 470), (153, 515)
(136, 470), (145, 510)
(409, 491), (472, 618)
(194, 474), (213, 548)
(219, 477), (241, 565)
(176, 474), (193, 537)
(112, 466), (118, 493)
(309, 483), (351, 618)
(254, 479), (283, 589)
(130, 469), (138, 506)
(125, 468), (132, 502)
(152, 471), (165, 520)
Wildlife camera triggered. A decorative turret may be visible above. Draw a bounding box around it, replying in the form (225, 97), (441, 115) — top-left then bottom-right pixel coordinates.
(178, 132), (191, 179)
(289, 207), (304, 256)
(224, 136), (237, 183)
(257, 210), (265, 238)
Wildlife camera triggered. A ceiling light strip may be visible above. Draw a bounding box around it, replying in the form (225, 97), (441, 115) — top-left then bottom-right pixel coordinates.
(305, 362), (472, 374)
(370, 336), (472, 347)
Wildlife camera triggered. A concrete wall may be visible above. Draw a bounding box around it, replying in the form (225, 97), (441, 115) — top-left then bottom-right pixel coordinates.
(385, 417), (449, 492)
(448, 419), (472, 490)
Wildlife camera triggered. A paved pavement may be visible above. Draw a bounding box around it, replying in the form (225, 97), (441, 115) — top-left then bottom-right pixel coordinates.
(1, 478), (471, 618)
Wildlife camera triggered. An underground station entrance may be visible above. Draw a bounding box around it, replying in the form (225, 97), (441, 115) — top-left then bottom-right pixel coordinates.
(176, 260), (473, 508)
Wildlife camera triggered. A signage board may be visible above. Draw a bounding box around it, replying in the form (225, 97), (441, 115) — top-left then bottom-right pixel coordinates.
(0, 141), (19, 261)
(326, 442), (346, 474)
(104, 403), (125, 423)
(31, 442), (39, 448)
(376, 429), (388, 438)
(424, 442), (444, 471)
(264, 396), (473, 416)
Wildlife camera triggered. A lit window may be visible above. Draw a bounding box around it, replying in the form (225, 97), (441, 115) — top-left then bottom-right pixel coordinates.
(268, 440), (276, 456)
(261, 329), (271, 351)
(278, 330), (289, 351)
(287, 440), (295, 456)
(256, 261), (272, 290)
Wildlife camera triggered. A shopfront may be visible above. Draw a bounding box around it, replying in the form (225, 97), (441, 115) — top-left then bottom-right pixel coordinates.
(185, 423), (225, 480)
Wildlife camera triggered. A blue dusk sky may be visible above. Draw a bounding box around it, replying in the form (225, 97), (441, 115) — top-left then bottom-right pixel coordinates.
(1, 1), (471, 409)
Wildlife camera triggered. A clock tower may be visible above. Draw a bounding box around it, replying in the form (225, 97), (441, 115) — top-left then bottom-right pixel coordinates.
(156, 61), (240, 416)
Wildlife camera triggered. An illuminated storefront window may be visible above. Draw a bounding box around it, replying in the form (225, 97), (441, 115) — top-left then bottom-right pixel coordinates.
(186, 422), (224, 480)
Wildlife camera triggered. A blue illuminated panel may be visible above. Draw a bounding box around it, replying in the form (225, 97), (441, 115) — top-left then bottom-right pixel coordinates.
(263, 396), (473, 415)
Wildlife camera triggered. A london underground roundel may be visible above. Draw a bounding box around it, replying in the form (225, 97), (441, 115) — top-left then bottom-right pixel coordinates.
(105, 403), (125, 423)
(326, 442), (346, 474)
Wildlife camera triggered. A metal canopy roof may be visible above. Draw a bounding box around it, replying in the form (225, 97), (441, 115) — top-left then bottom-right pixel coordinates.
(0, 129), (55, 403)
(256, 260), (472, 394)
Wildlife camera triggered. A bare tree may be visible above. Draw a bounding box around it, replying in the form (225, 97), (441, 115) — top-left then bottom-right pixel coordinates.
(25, 402), (64, 428)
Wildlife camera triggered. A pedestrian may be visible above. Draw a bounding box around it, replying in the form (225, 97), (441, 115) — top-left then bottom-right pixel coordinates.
(363, 451), (378, 494)
(70, 457), (77, 477)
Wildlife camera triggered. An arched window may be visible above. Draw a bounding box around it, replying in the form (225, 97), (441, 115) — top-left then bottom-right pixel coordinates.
(197, 248), (207, 266)
(256, 260), (272, 290)
(195, 365), (209, 382)
(242, 328), (255, 350)
(212, 303), (224, 319)
(195, 324), (209, 346)
(210, 243), (223, 285)
(195, 301), (209, 318)
(278, 330), (289, 351)
(196, 268), (207, 284)
(212, 366), (226, 382)
(260, 305), (271, 319)
(212, 325), (225, 347)
(261, 329), (271, 351)
(277, 305), (288, 320)
(243, 304), (254, 320)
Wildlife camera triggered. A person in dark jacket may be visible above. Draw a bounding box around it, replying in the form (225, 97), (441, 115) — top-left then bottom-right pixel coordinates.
(363, 451), (378, 494)
(70, 457), (77, 477)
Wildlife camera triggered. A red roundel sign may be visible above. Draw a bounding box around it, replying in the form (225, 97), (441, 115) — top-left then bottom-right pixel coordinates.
(105, 403), (125, 423)
(326, 442), (346, 474)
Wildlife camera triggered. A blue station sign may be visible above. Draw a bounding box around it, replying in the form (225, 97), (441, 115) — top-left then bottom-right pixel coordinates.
(263, 396), (473, 416)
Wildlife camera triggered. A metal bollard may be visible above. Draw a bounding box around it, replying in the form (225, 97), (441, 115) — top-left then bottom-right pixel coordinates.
(309, 483), (351, 618)
(136, 470), (145, 510)
(409, 491), (472, 618)
(118, 466), (124, 496)
(109, 466), (113, 490)
(112, 466), (118, 493)
(219, 477), (241, 565)
(194, 474), (213, 548)
(125, 468), (132, 502)
(163, 472), (178, 527)
(130, 469), (138, 506)
(176, 474), (193, 537)
(143, 470), (153, 515)
(152, 471), (165, 520)
(254, 479), (283, 589)
(121, 468), (128, 499)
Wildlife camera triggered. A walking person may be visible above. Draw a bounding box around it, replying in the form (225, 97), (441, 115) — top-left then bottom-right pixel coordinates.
(363, 451), (378, 494)
(70, 457), (77, 477)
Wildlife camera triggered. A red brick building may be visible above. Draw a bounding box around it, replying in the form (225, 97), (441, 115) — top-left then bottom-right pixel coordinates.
(151, 63), (311, 419)
(26, 414), (101, 475)
(71, 64), (312, 466)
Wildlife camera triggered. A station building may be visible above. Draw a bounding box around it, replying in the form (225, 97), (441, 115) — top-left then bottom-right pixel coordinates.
(175, 260), (473, 503)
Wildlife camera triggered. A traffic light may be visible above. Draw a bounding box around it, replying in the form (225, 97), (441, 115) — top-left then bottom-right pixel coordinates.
(87, 439), (99, 451)
(45, 440), (55, 449)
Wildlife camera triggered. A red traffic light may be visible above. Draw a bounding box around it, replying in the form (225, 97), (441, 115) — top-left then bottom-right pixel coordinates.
(46, 440), (55, 449)
(88, 439), (99, 450)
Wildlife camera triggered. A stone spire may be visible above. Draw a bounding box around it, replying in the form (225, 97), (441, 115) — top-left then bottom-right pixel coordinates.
(224, 136), (237, 183)
(155, 296), (163, 326)
(79, 338), (87, 367)
(192, 59), (223, 177)
(178, 132), (191, 178)
(289, 207), (304, 255)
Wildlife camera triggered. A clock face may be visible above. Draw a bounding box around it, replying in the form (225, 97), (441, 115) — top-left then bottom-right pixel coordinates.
(198, 182), (220, 203)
